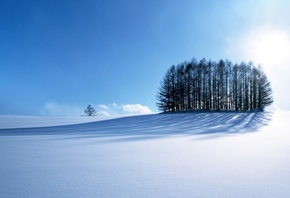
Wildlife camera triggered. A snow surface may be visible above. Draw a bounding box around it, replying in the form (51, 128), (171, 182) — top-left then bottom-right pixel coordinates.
(0, 114), (125, 129)
(0, 111), (290, 197)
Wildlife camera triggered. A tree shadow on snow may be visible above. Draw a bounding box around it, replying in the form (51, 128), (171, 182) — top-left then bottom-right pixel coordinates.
(0, 111), (273, 141)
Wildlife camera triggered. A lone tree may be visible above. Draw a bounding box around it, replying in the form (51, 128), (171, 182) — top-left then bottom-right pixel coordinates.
(157, 57), (273, 112)
(84, 104), (97, 116)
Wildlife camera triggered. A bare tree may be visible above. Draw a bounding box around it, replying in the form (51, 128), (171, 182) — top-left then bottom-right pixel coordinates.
(84, 104), (97, 116)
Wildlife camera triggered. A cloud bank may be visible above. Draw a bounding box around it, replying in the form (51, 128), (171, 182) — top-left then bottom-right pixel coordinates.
(122, 104), (153, 114)
(41, 102), (154, 117)
(97, 103), (154, 116)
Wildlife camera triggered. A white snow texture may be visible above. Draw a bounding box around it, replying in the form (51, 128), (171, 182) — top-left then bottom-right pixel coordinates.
(0, 111), (290, 197)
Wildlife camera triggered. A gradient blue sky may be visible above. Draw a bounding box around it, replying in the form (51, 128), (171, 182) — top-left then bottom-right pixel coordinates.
(1, 0), (290, 116)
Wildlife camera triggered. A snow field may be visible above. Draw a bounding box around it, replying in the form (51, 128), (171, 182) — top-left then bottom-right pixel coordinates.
(0, 111), (290, 197)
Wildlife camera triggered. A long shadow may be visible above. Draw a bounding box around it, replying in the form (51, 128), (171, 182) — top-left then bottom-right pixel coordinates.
(0, 112), (273, 140)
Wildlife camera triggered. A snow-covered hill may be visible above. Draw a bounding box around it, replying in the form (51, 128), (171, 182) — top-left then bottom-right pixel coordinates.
(0, 111), (290, 197)
(0, 114), (124, 129)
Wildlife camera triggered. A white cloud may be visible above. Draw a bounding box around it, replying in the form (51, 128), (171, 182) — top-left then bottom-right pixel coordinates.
(96, 103), (122, 115)
(98, 104), (108, 110)
(122, 104), (153, 114)
(96, 111), (110, 116)
(96, 103), (154, 115)
(112, 103), (121, 109)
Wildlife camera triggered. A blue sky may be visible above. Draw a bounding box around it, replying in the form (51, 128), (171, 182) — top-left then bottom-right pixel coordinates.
(1, 0), (290, 116)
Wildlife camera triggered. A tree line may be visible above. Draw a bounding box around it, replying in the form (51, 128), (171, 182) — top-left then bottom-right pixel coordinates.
(156, 58), (273, 112)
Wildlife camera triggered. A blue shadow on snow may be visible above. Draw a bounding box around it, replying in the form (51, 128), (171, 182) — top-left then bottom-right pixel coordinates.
(0, 112), (273, 141)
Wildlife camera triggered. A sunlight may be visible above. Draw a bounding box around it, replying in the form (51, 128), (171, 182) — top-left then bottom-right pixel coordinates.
(248, 28), (290, 66)
(254, 31), (290, 65)
(228, 26), (290, 111)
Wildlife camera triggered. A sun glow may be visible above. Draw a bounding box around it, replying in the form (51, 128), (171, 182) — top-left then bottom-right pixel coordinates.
(229, 26), (290, 110)
(245, 28), (290, 66)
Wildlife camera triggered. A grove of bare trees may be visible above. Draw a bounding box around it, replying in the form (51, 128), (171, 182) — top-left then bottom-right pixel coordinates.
(156, 58), (273, 112)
